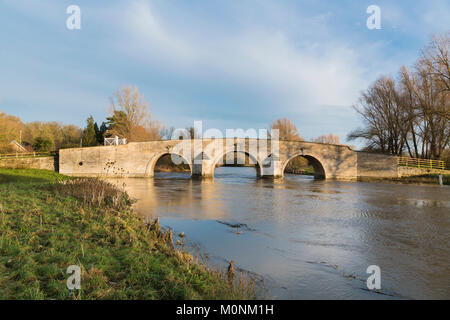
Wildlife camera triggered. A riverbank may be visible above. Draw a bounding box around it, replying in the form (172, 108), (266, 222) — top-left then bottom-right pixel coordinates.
(398, 173), (449, 185)
(359, 173), (449, 185)
(0, 169), (256, 299)
(155, 165), (191, 173)
(284, 166), (315, 176)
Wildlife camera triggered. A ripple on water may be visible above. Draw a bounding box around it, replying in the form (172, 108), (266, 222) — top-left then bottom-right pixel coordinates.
(107, 167), (450, 299)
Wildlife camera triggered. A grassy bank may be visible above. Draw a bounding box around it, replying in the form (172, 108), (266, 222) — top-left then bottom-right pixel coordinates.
(0, 169), (255, 299)
(395, 174), (450, 185)
(359, 173), (450, 185)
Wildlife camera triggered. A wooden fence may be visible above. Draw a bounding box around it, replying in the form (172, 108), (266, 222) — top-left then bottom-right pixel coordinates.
(0, 151), (56, 160)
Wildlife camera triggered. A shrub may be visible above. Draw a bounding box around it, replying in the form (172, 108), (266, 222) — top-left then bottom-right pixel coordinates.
(32, 137), (53, 152)
(53, 178), (132, 211)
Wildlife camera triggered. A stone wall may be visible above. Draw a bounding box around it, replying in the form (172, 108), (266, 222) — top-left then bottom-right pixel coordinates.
(0, 156), (56, 171)
(59, 142), (170, 177)
(356, 152), (399, 179)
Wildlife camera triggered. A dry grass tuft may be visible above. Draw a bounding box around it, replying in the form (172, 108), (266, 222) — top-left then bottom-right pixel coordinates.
(53, 178), (132, 211)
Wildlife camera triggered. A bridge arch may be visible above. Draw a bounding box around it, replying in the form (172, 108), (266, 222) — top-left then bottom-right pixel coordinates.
(145, 152), (192, 177)
(210, 150), (263, 177)
(281, 153), (327, 179)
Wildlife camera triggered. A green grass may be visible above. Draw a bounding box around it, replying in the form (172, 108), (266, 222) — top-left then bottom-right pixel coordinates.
(0, 169), (256, 300)
(0, 168), (68, 184)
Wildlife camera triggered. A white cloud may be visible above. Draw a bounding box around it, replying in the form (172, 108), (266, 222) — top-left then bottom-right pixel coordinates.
(122, 1), (195, 63)
(5, 0), (443, 143)
(116, 0), (370, 112)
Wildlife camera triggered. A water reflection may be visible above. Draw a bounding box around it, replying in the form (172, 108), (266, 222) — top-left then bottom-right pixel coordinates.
(108, 167), (450, 299)
(110, 174), (227, 220)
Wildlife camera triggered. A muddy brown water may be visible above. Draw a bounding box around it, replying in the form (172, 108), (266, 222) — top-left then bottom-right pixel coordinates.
(108, 167), (450, 299)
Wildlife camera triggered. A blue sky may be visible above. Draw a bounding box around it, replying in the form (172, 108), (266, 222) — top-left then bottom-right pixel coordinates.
(0, 0), (449, 143)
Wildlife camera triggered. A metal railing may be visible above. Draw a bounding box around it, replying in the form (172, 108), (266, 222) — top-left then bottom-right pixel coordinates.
(0, 151), (55, 159)
(104, 136), (127, 146)
(397, 156), (445, 170)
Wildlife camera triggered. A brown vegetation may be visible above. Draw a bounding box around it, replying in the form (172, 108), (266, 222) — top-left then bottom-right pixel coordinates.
(0, 111), (26, 153)
(107, 85), (162, 142)
(0, 111), (82, 153)
(270, 118), (304, 141)
(53, 178), (132, 211)
(0, 84), (168, 153)
(312, 133), (341, 145)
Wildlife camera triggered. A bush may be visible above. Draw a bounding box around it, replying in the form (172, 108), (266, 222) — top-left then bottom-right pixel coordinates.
(32, 137), (53, 152)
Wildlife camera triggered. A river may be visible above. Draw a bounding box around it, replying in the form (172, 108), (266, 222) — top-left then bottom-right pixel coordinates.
(108, 167), (450, 299)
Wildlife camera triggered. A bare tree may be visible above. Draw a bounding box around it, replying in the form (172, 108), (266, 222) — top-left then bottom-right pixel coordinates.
(422, 32), (450, 95)
(185, 126), (201, 139)
(270, 118), (304, 141)
(312, 133), (341, 145)
(107, 85), (162, 142)
(159, 126), (176, 140)
(348, 32), (450, 160)
(348, 76), (407, 155)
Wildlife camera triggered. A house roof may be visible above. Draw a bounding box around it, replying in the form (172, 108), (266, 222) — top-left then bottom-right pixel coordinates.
(9, 140), (28, 152)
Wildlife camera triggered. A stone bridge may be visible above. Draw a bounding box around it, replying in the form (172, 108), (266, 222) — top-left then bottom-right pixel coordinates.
(59, 138), (399, 180)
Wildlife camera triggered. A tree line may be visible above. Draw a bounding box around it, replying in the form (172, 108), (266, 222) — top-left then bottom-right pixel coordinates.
(2, 83), (346, 158)
(0, 85), (163, 153)
(2, 33), (447, 160)
(348, 32), (449, 162)
(1, 94), (342, 154)
(0, 112), (83, 153)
